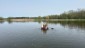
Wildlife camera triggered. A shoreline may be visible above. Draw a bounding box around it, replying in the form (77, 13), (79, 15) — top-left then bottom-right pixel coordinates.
(0, 19), (85, 22)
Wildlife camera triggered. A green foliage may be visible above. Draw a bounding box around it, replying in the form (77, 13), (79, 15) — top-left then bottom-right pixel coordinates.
(7, 17), (29, 19)
(43, 9), (85, 19)
(0, 17), (4, 20)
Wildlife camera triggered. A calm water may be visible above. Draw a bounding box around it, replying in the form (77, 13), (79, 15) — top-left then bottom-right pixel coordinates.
(0, 21), (85, 48)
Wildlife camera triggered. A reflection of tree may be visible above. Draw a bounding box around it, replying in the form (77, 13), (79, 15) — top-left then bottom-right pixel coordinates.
(7, 21), (13, 24)
(0, 17), (4, 24)
(45, 21), (85, 29)
(0, 20), (4, 24)
(37, 20), (41, 23)
(41, 29), (48, 34)
(7, 18), (13, 24)
(60, 21), (85, 29)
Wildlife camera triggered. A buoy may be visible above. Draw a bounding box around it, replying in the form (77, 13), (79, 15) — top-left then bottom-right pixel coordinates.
(51, 28), (54, 29)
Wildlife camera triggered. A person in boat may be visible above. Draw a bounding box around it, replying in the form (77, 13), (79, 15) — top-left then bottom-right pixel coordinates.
(41, 23), (48, 30)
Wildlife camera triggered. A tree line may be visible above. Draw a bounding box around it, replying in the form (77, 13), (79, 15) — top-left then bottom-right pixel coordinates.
(0, 17), (4, 20)
(42, 9), (85, 19)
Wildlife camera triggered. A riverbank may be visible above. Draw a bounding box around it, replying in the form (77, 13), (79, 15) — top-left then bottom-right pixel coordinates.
(9, 19), (34, 22)
(0, 19), (85, 22)
(36, 19), (85, 21)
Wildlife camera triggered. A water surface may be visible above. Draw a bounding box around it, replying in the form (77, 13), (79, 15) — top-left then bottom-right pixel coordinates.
(0, 21), (85, 48)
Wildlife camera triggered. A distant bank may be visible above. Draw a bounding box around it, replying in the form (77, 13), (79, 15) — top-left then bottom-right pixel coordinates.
(0, 18), (85, 22)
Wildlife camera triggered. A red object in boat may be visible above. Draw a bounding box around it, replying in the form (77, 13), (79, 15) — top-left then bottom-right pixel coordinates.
(41, 27), (48, 30)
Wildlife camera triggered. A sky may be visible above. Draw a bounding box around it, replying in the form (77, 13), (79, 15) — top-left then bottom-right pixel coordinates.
(0, 0), (85, 17)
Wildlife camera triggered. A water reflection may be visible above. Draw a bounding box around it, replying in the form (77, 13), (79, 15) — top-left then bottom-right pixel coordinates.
(0, 20), (85, 29)
(0, 20), (85, 48)
(41, 29), (48, 34)
(0, 20), (4, 24)
(46, 21), (85, 29)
